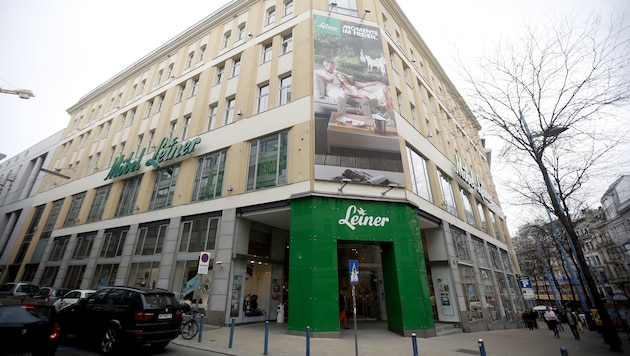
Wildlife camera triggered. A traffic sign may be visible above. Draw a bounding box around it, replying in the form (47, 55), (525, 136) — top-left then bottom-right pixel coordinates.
(349, 260), (359, 285)
(198, 252), (211, 274)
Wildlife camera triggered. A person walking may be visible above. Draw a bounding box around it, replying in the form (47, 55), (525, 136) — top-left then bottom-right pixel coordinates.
(544, 306), (560, 338)
(339, 290), (349, 329)
(565, 307), (580, 340)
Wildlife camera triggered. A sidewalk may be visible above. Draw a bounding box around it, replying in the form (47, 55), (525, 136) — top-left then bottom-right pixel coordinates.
(172, 320), (628, 356)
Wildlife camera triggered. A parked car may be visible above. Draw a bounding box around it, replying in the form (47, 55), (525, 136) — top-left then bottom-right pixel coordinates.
(58, 286), (183, 354)
(0, 296), (60, 356)
(33, 287), (71, 304)
(0, 281), (39, 297)
(53, 289), (95, 311)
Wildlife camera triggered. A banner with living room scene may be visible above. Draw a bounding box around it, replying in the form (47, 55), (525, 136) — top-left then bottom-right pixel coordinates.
(313, 14), (404, 187)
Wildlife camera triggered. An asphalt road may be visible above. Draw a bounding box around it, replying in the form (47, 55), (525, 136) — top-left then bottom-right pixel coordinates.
(56, 336), (221, 356)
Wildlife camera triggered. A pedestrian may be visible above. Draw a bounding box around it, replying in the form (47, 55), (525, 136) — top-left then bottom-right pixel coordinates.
(544, 306), (560, 338)
(555, 308), (565, 331)
(565, 307), (580, 340)
(339, 290), (349, 329)
(528, 309), (538, 329)
(522, 310), (531, 329)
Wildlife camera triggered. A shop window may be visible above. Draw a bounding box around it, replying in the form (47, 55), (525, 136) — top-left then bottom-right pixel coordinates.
(192, 150), (227, 201)
(39, 266), (59, 287)
(72, 234), (95, 260)
(100, 230), (128, 258)
(127, 261), (160, 288)
(63, 265), (86, 289)
(246, 131), (288, 191)
(135, 224), (168, 256)
(459, 265), (483, 321)
(472, 237), (489, 268)
(92, 264), (118, 289)
(488, 244), (502, 270)
(451, 228), (470, 262)
(481, 269), (500, 322)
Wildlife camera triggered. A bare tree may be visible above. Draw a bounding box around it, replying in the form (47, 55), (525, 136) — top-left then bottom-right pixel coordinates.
(461, 13), (630, 351)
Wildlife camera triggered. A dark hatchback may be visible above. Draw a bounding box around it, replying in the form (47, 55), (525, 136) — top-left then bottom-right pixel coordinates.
(0, 296), (60, 356)
(58, 286), (183, 354)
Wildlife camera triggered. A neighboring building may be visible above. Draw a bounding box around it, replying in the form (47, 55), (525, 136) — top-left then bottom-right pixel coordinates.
(0, 130), (64, 274)
(0, 0), (523, 336)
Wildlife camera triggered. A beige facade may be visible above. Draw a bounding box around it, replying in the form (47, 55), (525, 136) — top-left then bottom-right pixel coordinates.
(0, 0), (524, 333)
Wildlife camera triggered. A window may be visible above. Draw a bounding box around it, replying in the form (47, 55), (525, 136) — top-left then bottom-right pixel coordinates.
(179, 217), (219, 252)
(262, 43), (273, 63)
(134, 224), (168, 255)
(62, 265), (86, 289)
(207, 104), (218, 131)
(279, 75), (292, 105)
(40, 267), (59, 287)
(50, 237), (69, 261)
(215, 65), (225, 85)
(477, 202), (489, 233)
(127, 262), (159, 287)
(281, 33), (293, 54)
(176, 85), (186, 102)
(406, 147), (433, 202)
(128, 84), (137, 100)
(283, 0), (293, 16)
(154, 69), (163, 87)
(91, 264), (118, 289)
(166, 63), (174, 79)
(127, 109), (136, 127)
(237, 24), (246, 41)
(257, 85), (269, 113)
(63, 192), (86, 227)
(231, 58), (241, 77)
(86, 185), (111, 223)
(490, 213), (500, 238)
(185, 52), (194, 68)
(155, 95), (164, 112)
(460, 265), (482, 321)
(191, 150), (227, 201)
(100, 230), (127, 258)
(137, 80), (146, 96)
(439, 171), (457, 215)
(149, 165), (179, 210)
(181, 115), (191, 140)
(481, 269), (500, 321)
(225, 98), (235, 124)
(451, 228), (470, 262)
(115, 175), (142, 217)
(247, 131), (288, 190)
(190, 78), (199, 97)
(472, 237), (489, 267)
(117, 117), (126, 131)
(72, 234), (95, 260)
(331, 0), (358, 16)
(223, 31), (231, 49)
(461, 189), (476, 225)
(198, 45), (206, 62)
(488, 244), (502, 270)
(144, 101), (153, 118)
(266, 7), (276, 25)
(168, 121), (177, 138)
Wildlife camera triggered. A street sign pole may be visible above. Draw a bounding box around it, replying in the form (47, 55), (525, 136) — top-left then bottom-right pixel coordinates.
(349, 260), (359, 356)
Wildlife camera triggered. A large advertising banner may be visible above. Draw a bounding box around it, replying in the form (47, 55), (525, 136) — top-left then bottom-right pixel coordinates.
(313, 15), (404, 187)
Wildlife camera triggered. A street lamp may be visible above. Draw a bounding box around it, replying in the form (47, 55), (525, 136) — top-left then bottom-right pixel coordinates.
(519, 111), (622, 351)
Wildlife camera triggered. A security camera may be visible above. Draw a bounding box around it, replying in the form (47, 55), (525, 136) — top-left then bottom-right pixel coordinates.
(215, 261), (222, 265)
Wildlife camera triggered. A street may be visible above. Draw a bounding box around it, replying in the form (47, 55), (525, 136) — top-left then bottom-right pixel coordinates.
(56, 336), (222, 356)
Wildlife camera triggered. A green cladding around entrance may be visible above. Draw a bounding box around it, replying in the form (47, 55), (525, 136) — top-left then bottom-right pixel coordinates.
(288, 196), (434, 335)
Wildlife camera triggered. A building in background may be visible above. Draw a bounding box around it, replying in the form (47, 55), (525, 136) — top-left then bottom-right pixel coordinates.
(0, 0), (522, 336)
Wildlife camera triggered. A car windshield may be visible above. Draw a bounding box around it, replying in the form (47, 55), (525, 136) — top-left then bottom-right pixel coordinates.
(143, 293), (179, 308)
(0, 305), (53, 324)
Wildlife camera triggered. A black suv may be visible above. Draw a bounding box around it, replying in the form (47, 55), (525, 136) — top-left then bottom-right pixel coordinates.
(0, 296), (60, 356)
(58, 286), (183, 353)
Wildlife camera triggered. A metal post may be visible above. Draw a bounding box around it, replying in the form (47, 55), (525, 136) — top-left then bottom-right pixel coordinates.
(229, 317), (235, 348)
(535, 238), (563, 311)
(560, 346), (568, 356)
(411, 333), (418, 356)
(198, 314), (204, 343)
(352, 284), (358, 356)
(306, 326), (311, 356)
(264, 320), (269, 355)
(478, 339), (487, 356)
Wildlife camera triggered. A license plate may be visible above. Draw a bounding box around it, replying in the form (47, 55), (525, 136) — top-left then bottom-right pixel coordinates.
(158, 313), (172, 320)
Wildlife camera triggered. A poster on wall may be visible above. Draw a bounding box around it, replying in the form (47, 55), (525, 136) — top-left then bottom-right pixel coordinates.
(313, 15), (405, 187)
(438, 278), (454, 316)
(230, 275), (243, 317)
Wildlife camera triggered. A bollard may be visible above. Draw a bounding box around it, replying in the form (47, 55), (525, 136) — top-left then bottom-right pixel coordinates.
(264, 320), (269, 355)
(229, 317), (235, 348)
(560, 347), (568, 356)
(478, 339), (487, 356)
(306, 326), (311, 356)
(411, 332), (418, 356)
(198, 314), (205, 343)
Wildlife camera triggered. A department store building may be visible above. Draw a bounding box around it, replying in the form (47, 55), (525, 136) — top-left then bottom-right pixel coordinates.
(0, 0), (525, 336)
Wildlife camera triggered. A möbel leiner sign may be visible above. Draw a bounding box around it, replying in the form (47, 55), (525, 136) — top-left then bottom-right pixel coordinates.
(105, 136), (201, 180)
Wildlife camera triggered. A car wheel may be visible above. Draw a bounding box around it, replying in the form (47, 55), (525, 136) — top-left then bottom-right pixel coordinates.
(150, 341), (170, 351)
(100, 326), (119, 354)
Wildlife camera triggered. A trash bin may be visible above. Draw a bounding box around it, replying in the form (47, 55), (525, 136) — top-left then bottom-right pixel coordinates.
(277, 304), (285, 324)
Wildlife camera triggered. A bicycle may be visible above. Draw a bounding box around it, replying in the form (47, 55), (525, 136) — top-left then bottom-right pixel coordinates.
(180, 305), (202, 340)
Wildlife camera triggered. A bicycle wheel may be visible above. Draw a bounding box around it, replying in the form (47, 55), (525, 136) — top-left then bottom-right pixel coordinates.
(181, 320), (199, 340)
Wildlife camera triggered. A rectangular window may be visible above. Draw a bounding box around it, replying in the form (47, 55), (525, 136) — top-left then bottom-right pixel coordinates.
(100, 230), (128, 258)
(451, 228), (470, 262)
(127, 109), (136, 127)
(144, 101), (153, 118)
(225, 98), (235, 124)
(191, 150), (227, 201)
(198, 45), (206, 62)
(154, 69), (163, 87)
(86, 185), (111, 223)
(190, 78), (199, 97)
(472, 237), (489, 267)
(279, 75), (292, 105)
(477, 202), (489, 233)
(115, 175), (142, 217)
(481, 269), (500, 321)
(281, 33), (293, 54)
(91, 264), (118, 289)
(185, 52), (194, 68)
(262, 43), (273, 63)
(50, 237), (69, 261)
(63, 192), (86, 227)
(488, 244), (502, 270)
(176, 85), (186, 102)
(207, 104), (218, 131)
(72, 234), (95, 260)
(134, 225), (167, 255)
(62, 265), (86, 289)
(156, 95), (164, 112)
(128, 84), (137, 100)
(406, 147), (433, 202)
(460, 265), (483, 321)
(439, 171), (457, 215)
(126, 261), (159, 287)
(149, 165), (179, 210)
(179, 217), (219, 252)
(237, 24), (246, 41)
(166, 63), (174, 79)
(257, 85), (269, 113)
(39, 266), (59, 287)
(215, 66), (225, 85)
(231, 58), (241, 77)
(247, 131), (288, 190)
(168, 121), (177, 138)
(266, 7), (276, 25)
(181, 116), (191, 140)
(461, 189), (476, 225)
(223, 31), (231, 48)
(283, 0), (293, 16)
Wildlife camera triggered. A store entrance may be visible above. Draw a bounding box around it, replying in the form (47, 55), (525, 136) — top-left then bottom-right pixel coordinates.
(338, 242), (387, 321)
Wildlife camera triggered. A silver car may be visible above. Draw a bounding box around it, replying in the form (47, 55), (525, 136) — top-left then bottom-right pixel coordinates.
(53, 289), (95, 311)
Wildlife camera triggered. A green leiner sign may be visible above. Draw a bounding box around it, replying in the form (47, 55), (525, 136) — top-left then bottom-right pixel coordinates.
(288, 196), (433, 336)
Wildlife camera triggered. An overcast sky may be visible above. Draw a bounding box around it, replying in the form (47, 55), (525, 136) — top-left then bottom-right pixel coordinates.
(1, 0), (628, 232)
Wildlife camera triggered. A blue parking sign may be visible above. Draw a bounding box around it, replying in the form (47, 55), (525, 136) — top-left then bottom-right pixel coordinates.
(349, 260), (359, 285)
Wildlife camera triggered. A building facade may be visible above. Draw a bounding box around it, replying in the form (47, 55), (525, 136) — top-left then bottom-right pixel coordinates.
(0, 0), (524, 336)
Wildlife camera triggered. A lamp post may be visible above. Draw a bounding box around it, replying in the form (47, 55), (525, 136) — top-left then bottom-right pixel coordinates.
(519, 111), (622, 351)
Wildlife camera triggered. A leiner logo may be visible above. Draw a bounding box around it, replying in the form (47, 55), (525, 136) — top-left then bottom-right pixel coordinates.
(338, 205), (390, 231)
